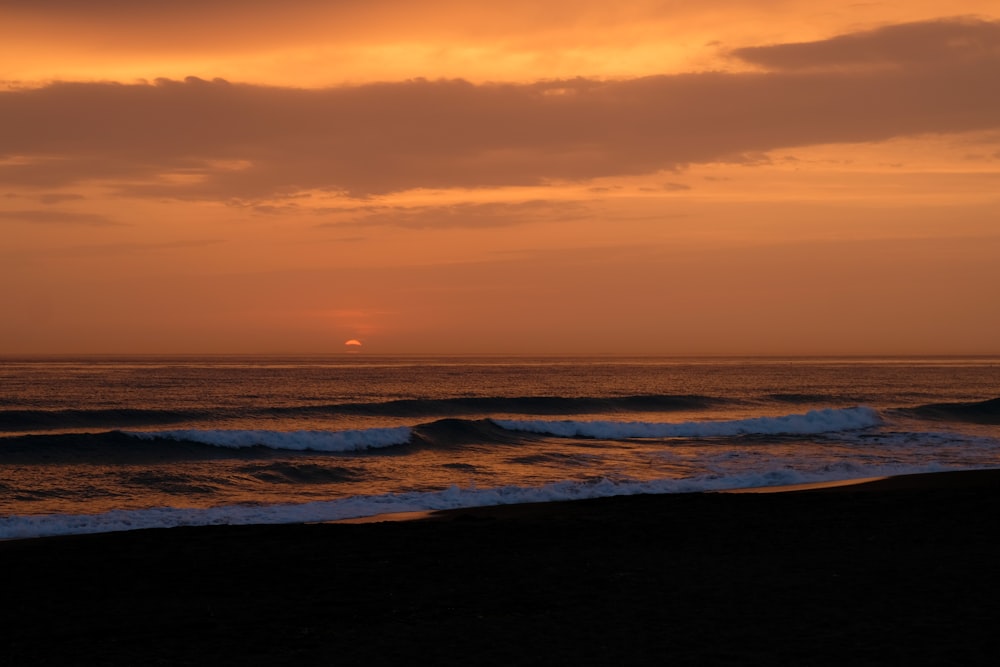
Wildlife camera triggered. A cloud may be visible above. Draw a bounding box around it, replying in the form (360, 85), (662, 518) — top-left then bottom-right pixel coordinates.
(0, 209), (119, 225)
(731, 16), (1000, 70)
(1, 18), (998, 200)
(638, 182), (691, 192)
(37, 193), (86, 204)
(325, 200), (591, 229)
(1, 191), (85, 203)
(51, 239), (226, 257)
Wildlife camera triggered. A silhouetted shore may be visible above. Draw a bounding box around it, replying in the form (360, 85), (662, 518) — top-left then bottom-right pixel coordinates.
(4, 469), (1000, 665)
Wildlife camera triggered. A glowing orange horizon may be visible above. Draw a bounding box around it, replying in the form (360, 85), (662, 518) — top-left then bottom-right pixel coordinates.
(1, 2), (998, 355)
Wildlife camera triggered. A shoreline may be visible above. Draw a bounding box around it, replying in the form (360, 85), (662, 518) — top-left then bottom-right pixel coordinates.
(329, 467), (1000, 525)
(4, 467), (999, 665)
(3, 468), (998, 537)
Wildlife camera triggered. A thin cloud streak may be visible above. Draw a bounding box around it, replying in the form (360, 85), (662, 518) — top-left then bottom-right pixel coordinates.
(322, 201), (592, 229)
(0, 209), (120, 225)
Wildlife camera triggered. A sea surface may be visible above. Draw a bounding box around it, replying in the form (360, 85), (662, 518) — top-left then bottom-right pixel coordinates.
(2, 355), (998, 539)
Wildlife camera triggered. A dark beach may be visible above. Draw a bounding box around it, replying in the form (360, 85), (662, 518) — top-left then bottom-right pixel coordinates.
(3, 470), (1000, 666)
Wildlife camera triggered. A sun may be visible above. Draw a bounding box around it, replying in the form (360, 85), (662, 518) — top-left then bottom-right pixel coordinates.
(344, 339), (363, 347)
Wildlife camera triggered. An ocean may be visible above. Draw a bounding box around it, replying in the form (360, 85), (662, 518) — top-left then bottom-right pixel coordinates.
(1, 355), (998, 539)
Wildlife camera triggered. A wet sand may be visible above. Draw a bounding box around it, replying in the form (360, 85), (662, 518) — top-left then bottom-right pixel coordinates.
(3, 469), (1000, 665)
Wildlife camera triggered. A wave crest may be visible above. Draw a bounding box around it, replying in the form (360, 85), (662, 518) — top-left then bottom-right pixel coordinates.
(0, 461), (970, 541)
(492, 407), (881, 439)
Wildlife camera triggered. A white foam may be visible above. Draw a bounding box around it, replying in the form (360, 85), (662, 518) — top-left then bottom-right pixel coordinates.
(493, 406), (881, 439)
(126, 426), (412, 452)
(1, 461), (976, 541)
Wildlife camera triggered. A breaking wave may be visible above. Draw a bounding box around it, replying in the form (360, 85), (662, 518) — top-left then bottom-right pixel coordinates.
(494, 407), (882, 439)
(0, 461), (973, 541)
(0, 408), (884, 464)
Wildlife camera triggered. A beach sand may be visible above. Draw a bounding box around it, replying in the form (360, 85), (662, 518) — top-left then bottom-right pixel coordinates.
(3, 469), (1000, 665)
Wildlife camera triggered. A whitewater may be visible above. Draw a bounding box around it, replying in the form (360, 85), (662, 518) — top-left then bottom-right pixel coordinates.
(2, 356), (998, 539)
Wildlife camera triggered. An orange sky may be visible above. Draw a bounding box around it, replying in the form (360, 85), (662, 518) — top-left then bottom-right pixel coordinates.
(2, 0), (999, 355)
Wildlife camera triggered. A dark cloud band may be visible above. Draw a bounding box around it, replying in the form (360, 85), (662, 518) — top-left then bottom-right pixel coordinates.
(1, 18), (997, 199)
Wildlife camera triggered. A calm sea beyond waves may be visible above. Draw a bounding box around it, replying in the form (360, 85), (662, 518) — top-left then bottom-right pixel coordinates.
(2, 355), (998, 539)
